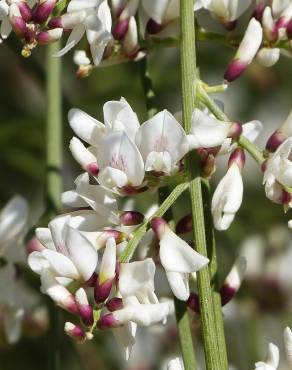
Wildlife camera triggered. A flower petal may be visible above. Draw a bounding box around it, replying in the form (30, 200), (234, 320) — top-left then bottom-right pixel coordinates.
(68, 108), (104, 146)
(65, 226), (98, 281)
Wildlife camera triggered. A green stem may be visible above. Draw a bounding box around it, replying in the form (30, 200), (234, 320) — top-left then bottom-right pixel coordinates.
(180, 1), (222, 369)
(46, 41), (63, 370)
(197, 83), (265, 165)
(202, 179), (228, 369)
(119, 182), (189, 263)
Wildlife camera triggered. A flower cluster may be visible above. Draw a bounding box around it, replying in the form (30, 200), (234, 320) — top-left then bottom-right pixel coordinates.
(225, 0), (292, 82)
(2, 0), (292, 80)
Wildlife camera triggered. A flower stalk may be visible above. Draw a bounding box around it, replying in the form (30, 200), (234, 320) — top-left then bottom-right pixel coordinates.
(180, 1), (225, 369)
(46, 41), (63, 370)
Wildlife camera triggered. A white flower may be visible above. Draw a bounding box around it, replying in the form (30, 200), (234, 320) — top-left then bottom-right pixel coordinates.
(28, 214), (98, 283)
(62, 172), (119, 225)
(254, 343), (279, 370)
(187, 108), (235, 149)
(196, 0), (252, 23)
(135, 110), (189, 175)
(151, 217), (209, 301)
(54, 0), (112, 66)
(272, 0), (291, 18)
(0, 195), (28, 260)
(119, 258), (158, 304)
(140, 0), (180, 36)
(68, 97), (140, 176)
(263, 138), (292, 205)
(224, 18), (263, 82)
(211, 150), (245, 230)
(97, 131), (145, 191)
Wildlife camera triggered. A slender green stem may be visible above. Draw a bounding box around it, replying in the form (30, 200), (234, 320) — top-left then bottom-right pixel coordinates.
(202, 179), (228, 369)
(197, 83), (265, 165)
(119, 182), (189, 263)
(180, 1), (223, 369)
(46, 41), (63, 370)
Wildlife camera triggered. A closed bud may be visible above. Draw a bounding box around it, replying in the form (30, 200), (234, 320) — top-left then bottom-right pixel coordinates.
(64, 322), (86, 341)
(120, 211), (144, 226)
(228, 148), (246, 171)
(220, 257), (246, 305)
(36, 28), (63, 45)
(228, 122), (243, 139)
(10, 4), (27, 38)
(253, 0), (267, 22)
(265, 131), (287, 152)
(187, 293), (200, 313)
(106, 297), (124, 312)
(262, 7), (278, 42)
(75, 288), (94, 327)
(96, 313), (119, 330)
(17, 0), (32, 22)
(146, 18), (164, 34)
(112, 18), (129, 40)
(224, 18), (263, 82)
(33, 0), (56, 24)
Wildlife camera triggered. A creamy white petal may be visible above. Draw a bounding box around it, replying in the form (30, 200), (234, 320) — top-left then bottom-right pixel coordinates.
(166, 271), (190, 301)
(69, 137), (97, 170)
(236, 18), (263, 63)
(65, 226), (98, 281)
(42, 249), (80, 279)
(53, 24), (85, 57)
(188, 109), (231, 149)
(103, 98), (139, 142)
(211, 163), (243, 231)
(98, 131), (144, 187)
(159, 226), (209, 273)
(68, 108), (104, 146)
(28, 251), (50, 275)
(35, 228), (55, 251)
(119, 258), (155, 298)
(136, 110), (189, 166)
(99, 236), (116, 283)
(242, 120), (263, 143)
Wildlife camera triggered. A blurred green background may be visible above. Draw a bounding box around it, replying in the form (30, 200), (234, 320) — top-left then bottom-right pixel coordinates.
(1, 13), (292, 369)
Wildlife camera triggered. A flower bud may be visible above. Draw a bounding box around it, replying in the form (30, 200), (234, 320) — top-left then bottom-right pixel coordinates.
(94, 237), (117, 303)
(112, 18), (129, 40)
(9, 3), (27, 38)
(253, 0), (267, 22)
(265, 131), (287, 152)
(262, 7), (278, 42)
(220, 256), (246, 305)
(64, 322), (86, 341)
(96, 313), (119, 330)
(228, 122), (243, 139)
(26, 237), (44, 254)
(187, 293), (200, 313)
(122, 16), (138, 58)
(120, 211), (144, 226)
(106, 297), (124, 312)
(17, 0), (32, 22)
(33, 0), (56, 24)
(36, 28), (63, 45)
(75, 288), (94, 327)
(176, 214), (192, 234)
(228, 148), (246, 171)
(86, 162), (99, 176)
(224, 18), (263, 82)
